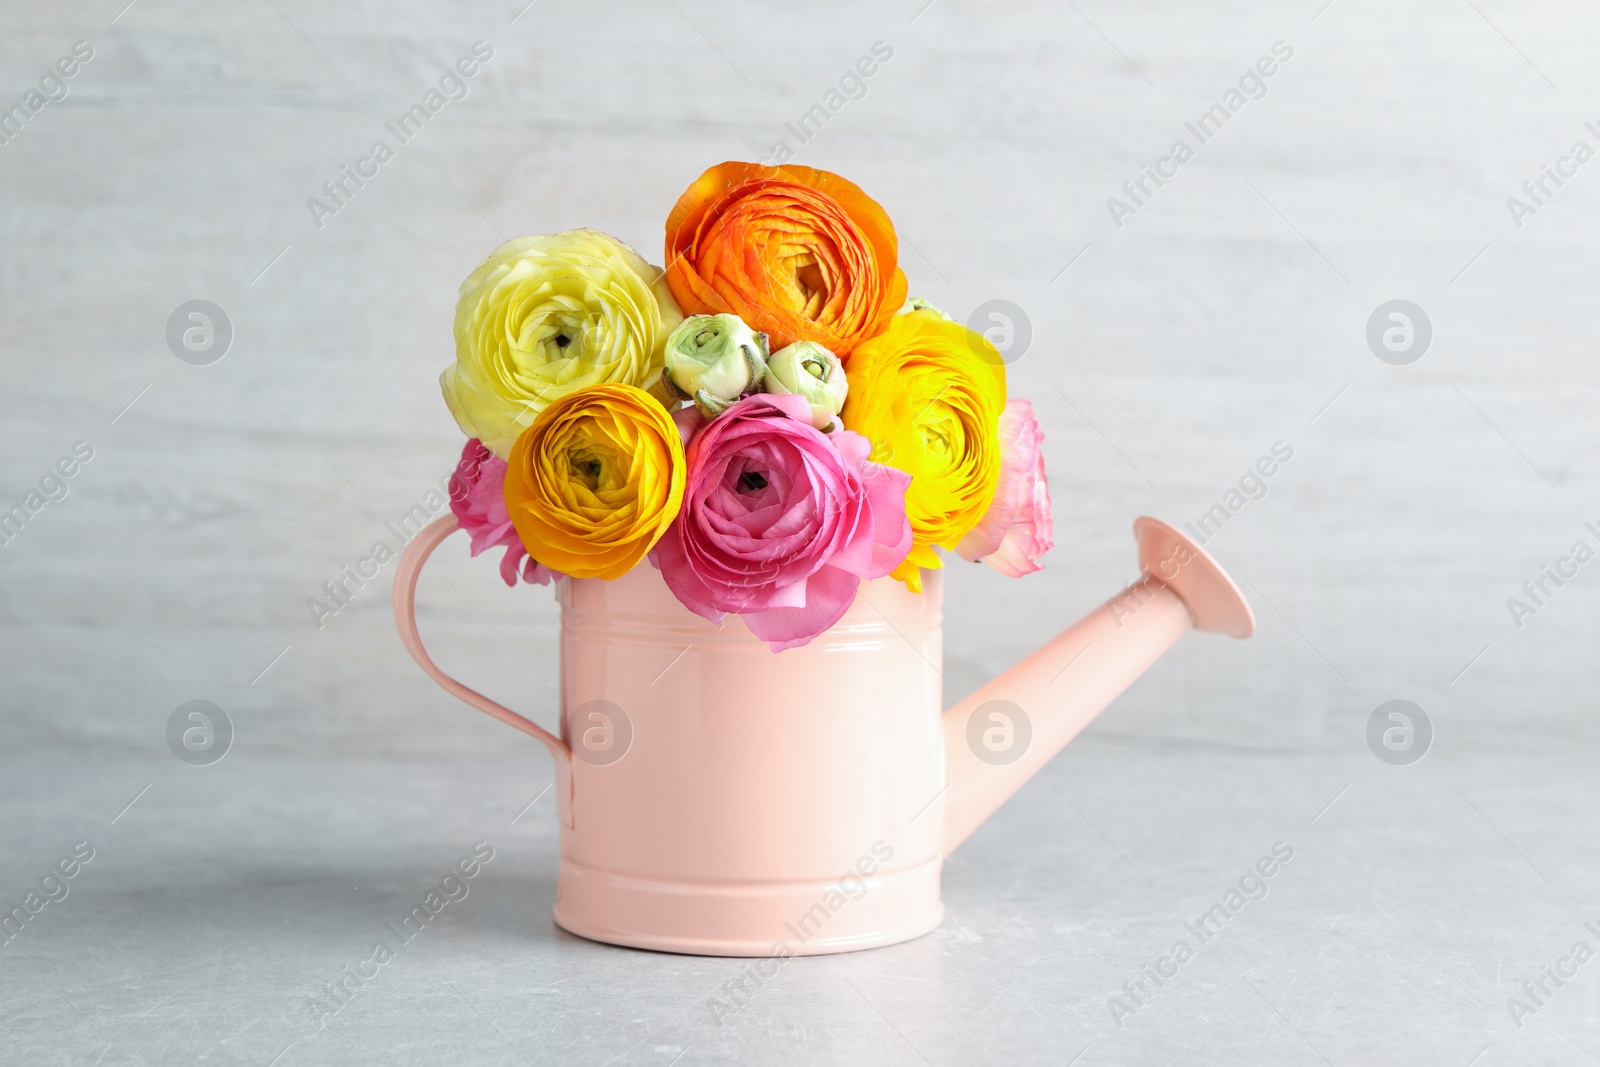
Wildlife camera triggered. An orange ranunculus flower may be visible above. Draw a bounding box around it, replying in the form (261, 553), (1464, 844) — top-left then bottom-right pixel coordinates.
(841, 311), (1007, 592)
(663, 162), (908, 357)
(502, 384), (685, 580)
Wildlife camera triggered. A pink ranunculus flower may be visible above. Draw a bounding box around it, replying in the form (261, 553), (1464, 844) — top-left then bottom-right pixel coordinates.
(448, 438), (561, 587)
(957, 399), (1053, 576)
(653, 393), (912, 651)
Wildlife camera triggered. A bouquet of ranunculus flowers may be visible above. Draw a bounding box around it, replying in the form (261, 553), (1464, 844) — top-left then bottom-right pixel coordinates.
(439, 162), (1052, 651)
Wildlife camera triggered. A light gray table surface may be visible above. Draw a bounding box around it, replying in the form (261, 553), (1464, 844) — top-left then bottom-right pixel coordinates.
(3, 0), (1599, 1063)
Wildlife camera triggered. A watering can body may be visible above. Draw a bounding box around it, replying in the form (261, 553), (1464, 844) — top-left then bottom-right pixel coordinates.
(395, 516), (1253, 956)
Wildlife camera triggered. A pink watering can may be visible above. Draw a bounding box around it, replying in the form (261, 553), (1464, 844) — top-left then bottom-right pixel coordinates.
(395, 515), (1254, 956)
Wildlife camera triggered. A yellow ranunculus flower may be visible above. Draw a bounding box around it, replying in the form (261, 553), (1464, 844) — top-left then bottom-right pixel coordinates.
(442, 229), (683, 459)
(502, 384), (685, 580)
(841, 311), (1006, 591)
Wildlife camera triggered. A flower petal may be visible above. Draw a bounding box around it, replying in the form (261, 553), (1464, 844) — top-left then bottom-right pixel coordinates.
(741, 565), (860, 652)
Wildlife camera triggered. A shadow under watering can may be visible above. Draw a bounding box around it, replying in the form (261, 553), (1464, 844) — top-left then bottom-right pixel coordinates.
(395, 515), (1254, 956)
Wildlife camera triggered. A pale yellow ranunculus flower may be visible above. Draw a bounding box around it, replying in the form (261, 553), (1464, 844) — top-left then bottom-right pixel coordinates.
(442, 229), (682, 458)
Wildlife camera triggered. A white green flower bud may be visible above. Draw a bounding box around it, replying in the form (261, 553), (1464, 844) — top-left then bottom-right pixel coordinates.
(661, 313), (769, 417)
(763, 340), (848, 431)
(897, 296), (951, 320)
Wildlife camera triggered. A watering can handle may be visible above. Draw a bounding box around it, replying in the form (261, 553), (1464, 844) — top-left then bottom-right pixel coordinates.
(393, 516), (573, 817)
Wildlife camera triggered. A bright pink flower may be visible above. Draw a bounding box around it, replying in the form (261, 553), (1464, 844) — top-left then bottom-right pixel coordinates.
(957, 399), (1052, 576)
(654, 393), (912, 651)
(448, 439), (560, 587)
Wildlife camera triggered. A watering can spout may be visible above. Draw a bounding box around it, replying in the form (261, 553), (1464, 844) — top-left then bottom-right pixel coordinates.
(939, 518), (1255, 856)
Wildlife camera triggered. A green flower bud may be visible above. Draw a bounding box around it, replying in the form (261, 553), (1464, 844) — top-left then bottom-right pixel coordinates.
(661, 313), (770, 417)
(897, 296), (952, 320)
(763, 341), (848, 431)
